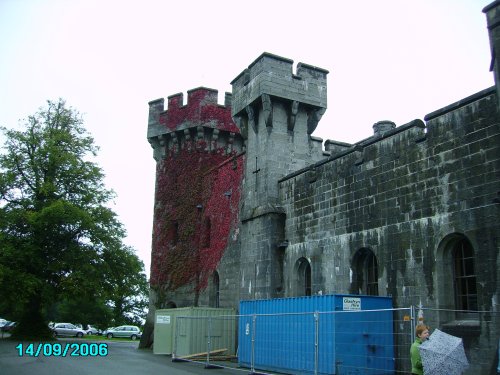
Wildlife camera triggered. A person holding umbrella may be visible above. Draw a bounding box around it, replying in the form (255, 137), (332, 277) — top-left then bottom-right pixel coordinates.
(418, 328), (470, 375)
(410, 324), (430, 375)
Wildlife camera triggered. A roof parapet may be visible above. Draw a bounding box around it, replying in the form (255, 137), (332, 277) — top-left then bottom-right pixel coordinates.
(231, 52), (328, 118)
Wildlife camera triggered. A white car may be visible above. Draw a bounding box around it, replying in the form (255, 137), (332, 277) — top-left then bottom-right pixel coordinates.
(52, 323), (86, 338)
(0, 319), (7, 328)
(86, 325), (102, 335)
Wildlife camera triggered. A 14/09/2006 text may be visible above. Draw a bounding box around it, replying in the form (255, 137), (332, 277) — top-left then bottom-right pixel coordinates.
(16, 343), (108, 357)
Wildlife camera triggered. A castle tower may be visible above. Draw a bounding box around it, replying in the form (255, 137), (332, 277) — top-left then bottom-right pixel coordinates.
(231, 53), (328, 300)
(147, 87), (244, 307)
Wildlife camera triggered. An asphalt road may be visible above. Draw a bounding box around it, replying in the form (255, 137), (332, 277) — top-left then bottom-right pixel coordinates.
(0, 338), (246, 375)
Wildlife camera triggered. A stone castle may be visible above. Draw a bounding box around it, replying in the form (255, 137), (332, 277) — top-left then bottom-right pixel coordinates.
(146, 2), (500, 373)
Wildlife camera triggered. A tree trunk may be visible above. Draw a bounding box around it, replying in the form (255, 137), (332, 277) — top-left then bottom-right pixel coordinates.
(12, 292), (52, 340)
(139, 319), (154, 349)
(194, 289), (200, 307)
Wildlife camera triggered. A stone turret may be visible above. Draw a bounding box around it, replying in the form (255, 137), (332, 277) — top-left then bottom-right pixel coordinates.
(146, 87), (244, 309)
(147, 87), (241, 160)
(231, 53), (328, 300)
(231, 52), (328, 204)
(231, 52), (328, 138)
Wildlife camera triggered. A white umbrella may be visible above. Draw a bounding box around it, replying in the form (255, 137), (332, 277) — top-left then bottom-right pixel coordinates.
(419, 329), (469, 375)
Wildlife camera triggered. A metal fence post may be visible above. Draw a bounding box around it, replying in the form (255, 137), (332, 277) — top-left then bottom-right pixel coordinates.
(251, 314), (256, 374)
(497, 338), (500, 374)
(410, 305), (416, 340)
(314, 311), (319, 375)
(206, 316), (212, 367)
(173, 316), (180, 360)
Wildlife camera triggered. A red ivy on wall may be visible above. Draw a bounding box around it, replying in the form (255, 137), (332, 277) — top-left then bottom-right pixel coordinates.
(159, 88), (239, 134)
(198, 154), (243, 291)
(150, 142), (244, 295)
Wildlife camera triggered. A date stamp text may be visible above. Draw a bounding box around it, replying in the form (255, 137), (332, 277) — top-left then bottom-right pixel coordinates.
(16, 343), (108, 357)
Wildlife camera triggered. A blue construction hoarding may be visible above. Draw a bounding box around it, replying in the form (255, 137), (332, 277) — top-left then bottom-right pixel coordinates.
(238, 294), (394, 374)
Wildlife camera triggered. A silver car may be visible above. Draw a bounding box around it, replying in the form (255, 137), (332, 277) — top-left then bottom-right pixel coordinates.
(103, 325), (142, 340)
(52, 323), (86, 338)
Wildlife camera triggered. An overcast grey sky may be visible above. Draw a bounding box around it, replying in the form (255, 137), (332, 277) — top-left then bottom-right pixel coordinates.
(0, 0), (494, 277)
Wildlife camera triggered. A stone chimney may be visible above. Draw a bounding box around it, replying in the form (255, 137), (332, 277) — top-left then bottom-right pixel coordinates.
(373, 120), (396, 136)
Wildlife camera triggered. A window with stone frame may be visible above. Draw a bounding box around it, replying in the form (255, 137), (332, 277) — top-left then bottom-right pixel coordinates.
(353, 248), (379, 296)
(436, 234), (479, 323)
(453, 238), (478, 312)
(296, 258), (312, 296)
(202, 217), (211, 248)
(169, 220), (179, 245)
(210, 271), (220, 308)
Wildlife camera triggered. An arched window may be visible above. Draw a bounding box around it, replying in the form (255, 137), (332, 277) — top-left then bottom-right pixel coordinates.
(352, 248), (379, 296)
(453, 238), (477, 311)
(202, 218), (211, 248)
(169, 220), (179, 245)
(296, 258), (312, 296)
(436, 234), (478, 321)
(209, 271), (220, 308)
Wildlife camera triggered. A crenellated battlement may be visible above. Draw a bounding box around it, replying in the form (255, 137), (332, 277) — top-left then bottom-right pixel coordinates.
(148, 87), (237, 138)
(280, 85), (497, 183)
(147, 87), (241, 161)
(166, 87), (222, 111)
(231, 52), (328, 118)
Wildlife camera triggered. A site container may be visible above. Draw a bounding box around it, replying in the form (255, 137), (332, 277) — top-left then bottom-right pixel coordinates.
(154, 307), (236, 358)
(238, 294), (394, 374)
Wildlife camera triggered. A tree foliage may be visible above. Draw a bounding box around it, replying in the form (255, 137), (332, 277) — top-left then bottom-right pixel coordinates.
(101, 244), (149, 327)
(0, 99), (147, 338)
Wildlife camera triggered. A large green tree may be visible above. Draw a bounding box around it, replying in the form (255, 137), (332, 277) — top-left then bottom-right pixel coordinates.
(101, 245), (149, 327)
(0, 99), (146, 339)
(50, 244), (148, 330)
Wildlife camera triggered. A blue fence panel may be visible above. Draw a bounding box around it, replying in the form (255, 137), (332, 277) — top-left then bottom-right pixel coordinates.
(239, 294), (394, 375)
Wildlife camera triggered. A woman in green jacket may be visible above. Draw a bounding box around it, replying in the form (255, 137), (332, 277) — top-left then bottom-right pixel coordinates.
(410, 324), (430, 375)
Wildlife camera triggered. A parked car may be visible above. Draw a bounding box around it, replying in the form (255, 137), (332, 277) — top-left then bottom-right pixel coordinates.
(52, 323), (86, 338)
(1, 321), (16, 332)
(86, 325), (102, 335)
(0, 319), (7, 328)
(103, 325), (142, 340)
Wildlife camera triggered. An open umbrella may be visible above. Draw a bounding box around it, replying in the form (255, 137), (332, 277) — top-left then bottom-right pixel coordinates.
(419, 329), (469, 375)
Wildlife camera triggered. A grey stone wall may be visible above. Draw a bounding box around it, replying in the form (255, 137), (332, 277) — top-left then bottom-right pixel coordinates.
(279, 87), (499, 308)
(278, 87), (499, 374)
